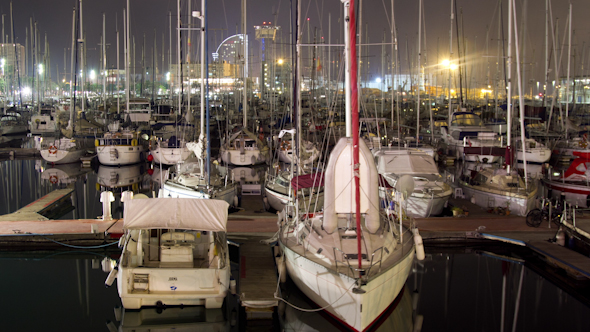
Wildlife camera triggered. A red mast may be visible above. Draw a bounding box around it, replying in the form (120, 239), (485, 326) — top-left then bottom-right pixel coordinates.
(348, 0), (362, 271)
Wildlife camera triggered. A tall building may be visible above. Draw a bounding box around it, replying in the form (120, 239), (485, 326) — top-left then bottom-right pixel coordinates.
(254, 22), (279, 98)
(0, 43), (25, 79)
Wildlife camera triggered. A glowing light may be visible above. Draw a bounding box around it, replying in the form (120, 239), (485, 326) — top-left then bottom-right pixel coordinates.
(450, 64), (458, 70)
(38, 63), (44, 74)
(277, 59), (284, 65)
(90, 70), (96, 80)
(166, 72), (171, 81)
(375, 77), (382, 84)
(441, 59), (450, 67)
(22, 87), (32, 95)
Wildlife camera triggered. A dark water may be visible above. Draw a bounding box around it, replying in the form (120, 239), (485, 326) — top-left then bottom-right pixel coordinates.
(1, 140), (590, 331)
(2, 247), (590, 331)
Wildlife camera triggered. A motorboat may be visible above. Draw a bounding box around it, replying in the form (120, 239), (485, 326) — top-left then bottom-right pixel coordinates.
(278, 138), (416, 331)
(161, 158), (239, 208)
(440, 111), (503, 163)
(374, 148), (452, 218)
(219, 128), (269, 166)
(113, 197), (231, 309)
(96, 130), (145, 166)
(39, 137), (88, 164)
(459, 167), (537, 216)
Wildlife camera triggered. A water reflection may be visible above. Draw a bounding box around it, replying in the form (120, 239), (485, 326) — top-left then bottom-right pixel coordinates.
(112, 307), (230, 331)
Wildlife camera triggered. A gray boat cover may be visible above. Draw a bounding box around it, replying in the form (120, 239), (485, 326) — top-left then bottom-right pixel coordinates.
(123, 198), (229, 231)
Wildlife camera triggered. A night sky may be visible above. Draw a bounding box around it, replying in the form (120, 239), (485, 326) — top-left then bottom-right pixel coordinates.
(3, 0), (590, 86)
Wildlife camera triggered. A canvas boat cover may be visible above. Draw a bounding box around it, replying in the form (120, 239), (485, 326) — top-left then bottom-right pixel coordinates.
(123, 198), (229, 231)
(291, 172), (325, 191)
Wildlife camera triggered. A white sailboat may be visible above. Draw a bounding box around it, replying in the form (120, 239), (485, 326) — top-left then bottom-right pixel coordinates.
(514, 137), (551, 164)
(39, 137), (88, 165)
(219, 129), (269, 166)
(112, 197), (230, 310)
(149, 135), (193, 166)
(278, 3), (418, 331)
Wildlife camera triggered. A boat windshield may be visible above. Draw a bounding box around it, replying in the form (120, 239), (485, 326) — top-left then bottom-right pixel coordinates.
(451, 112), (484, 126)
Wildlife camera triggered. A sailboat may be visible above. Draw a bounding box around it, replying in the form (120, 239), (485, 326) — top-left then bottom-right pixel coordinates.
(277, 3), (418, 331)
(160, 0), (238, 208)
(39, 2), (89, 165)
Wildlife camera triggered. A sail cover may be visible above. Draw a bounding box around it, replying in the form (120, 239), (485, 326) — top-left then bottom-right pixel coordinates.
(290, 172), (325, 191)
(123, 198), (229, 231)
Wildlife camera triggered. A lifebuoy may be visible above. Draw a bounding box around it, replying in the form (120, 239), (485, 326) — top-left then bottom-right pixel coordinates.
(131, 139), (138, 146)
(49, 175), (58, 184)
(95, 139), (100, 147)
(49, 145), (58, 154)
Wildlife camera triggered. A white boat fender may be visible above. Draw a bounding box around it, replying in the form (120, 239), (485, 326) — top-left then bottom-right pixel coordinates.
(276, 255), (287, 283)
(105, 266), (118, 287)
(230, 279), (237, 295)
(413, 229), (425, 260)
(555, 227), (565, 247)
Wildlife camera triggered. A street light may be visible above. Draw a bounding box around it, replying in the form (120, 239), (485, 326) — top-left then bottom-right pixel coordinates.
(38, 63), (43, 75)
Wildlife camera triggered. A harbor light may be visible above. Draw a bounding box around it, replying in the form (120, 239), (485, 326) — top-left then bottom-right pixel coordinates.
(166, 72), (171, 81)
(22, 86), (31, 95)
(90, 70), (96, 80)
(38, 63), (43, 75)
(375, 77), (382, 83)
(277, 59), (284, 65)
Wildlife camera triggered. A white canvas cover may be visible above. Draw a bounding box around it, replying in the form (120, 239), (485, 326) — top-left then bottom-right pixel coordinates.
(378, 154), (438, 175)
(123, 198), (229, 231)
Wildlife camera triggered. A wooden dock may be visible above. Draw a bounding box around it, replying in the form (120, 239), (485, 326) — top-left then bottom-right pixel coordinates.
(527, 240), (590, 280)
(0, 188), (75, 222)
(231, 234), (279, 312)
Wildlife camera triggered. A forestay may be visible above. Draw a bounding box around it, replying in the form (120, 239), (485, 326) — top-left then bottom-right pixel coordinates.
(123, 198), (229, 231)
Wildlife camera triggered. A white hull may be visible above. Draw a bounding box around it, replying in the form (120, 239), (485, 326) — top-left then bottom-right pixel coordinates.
(400, 192), (451, 218)
(40, 148), (86, 164)
(459, 184), (536, 216)
(543, 179), (590, 208)
(515, 148), (551, 164)
(264, 186), (290, 211)
(281, 242), (414, 331)
(162, 181), (238, 207)
(452, 145), (501, 163)
(97, 145), (144, 166)
(151, 146), (192, 165)
(117, 265), (229, 309)
(220, 146), (266, 166)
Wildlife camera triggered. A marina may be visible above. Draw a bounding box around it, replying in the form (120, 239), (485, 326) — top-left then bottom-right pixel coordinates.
(1, 0), (590, 330)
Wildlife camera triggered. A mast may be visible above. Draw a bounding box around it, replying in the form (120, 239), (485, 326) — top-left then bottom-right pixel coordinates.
(565, 3), (572, 140)
(511, 0), (528, 186)
(68, 5), (76, 130)
(126, 0), (130, 113)
(506, 0), (513, 172)
(416, 0), (422, 143)
(344, 0), (362, 272)
(242, 0), (248, 129)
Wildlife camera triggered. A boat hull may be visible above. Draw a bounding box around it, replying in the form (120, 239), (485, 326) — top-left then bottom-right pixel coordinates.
(117, 266), (229, 309)
(281, 242), (414, 332)
(543, 179), (590, 208)
(459, 183), (537, 216)
(220, 147), (266, 166)
(151, 146), (192, 165)
(516, 149), (551, 164)
(41, 148), (86, 164)
(97, 145), (144, 165)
